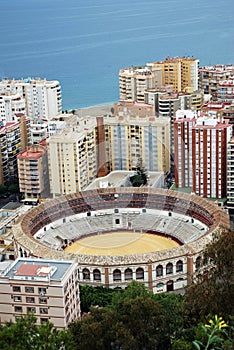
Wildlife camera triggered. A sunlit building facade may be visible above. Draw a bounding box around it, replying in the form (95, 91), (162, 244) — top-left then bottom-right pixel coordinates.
(192, 117), (232, 198)
(0, 258), (80, 329)
(17, 144), (49, 200)
(0, 115), (30, 185)
(199, 64), (234, 99)
(0, 78), (62, 120)
(148, 56), (199, 92)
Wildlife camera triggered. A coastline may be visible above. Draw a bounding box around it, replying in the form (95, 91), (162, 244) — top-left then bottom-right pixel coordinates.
(74, 102), (116, 117)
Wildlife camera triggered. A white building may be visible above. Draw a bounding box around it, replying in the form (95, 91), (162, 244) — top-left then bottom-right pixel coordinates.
(0, 93), (26, 125)
(0, 78), (62, 120)
(119, 66), (162, 103)
(30, 114), (72, 145)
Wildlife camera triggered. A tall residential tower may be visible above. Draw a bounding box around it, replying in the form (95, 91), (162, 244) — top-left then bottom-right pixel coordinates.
(0, 78), (62, 120)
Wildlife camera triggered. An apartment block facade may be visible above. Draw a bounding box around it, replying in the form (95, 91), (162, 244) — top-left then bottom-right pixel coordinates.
(47, 112), (171, 196)
(0, 115), (30, 185)
(0, 78), (62, 120)
(218, 78), (234, 102)
(199, 64), (234, 99)
(227, 137), (234, 211)
(47, 117), (97, 196)
(144, 89), (205, 155)
(148, 56), (199, 92)
(174, 110), (197, 188)
(220, 101), (234, 133)
(119, 57), (199, 104)
(17, 144), (50, 200)
(0, 258), (80, 329)
(192, 117), (232, 198)
(0, 93), (26, 125)
(102, 115), (171, 174)
(201, 101), (231, 118)
(119, 66), (162, 103)
(174, 110), (232, 199)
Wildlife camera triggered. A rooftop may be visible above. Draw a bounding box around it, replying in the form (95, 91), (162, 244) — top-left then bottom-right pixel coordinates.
(0, 120), (20, 133)
(199, 64), (234, 72)
(202, 102), (231, 110)
(4, 258), (75, 281)
(219, 78), (234, 86)
(17, 146), (46, 160)
(85, 170), (164, 190)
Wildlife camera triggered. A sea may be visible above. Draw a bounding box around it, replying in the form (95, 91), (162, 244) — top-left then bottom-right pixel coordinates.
(0, 0), (233, 110)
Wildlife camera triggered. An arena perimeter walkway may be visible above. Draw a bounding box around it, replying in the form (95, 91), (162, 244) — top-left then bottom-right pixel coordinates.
(65, 231), (179, 256)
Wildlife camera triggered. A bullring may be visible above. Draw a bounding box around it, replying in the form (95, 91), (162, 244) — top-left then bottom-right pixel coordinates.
(13, 188), (229, 293)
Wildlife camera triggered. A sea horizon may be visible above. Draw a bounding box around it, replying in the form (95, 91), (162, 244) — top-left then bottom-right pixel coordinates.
(1, 0), (233, 110)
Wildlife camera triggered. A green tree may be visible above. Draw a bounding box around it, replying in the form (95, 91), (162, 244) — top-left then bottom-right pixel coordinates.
(130, 158), (148, 187)
(0, 314), (74, 350)
(8, 183), (19, 194)
(0, 184), (7, 194)
(71, 282), (171, 350)
(184, 228), (234, 320)
(70, 307), (134, 350)
(118, 295), (169, 349)
(153, 293), (185, 340)
(80, 285), (120, 313)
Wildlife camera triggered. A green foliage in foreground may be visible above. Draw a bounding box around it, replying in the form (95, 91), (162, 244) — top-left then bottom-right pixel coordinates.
(0, 314), (74, 350)
(79, 285), (121, 313)
(0, 285), (233, 350)
(0, 229), (233, 349)
(70, 282), (173, 350)
(184, 228), (234, 320)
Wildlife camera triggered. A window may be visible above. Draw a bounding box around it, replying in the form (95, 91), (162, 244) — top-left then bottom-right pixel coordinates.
(14, 296), (21, 302)
(93, 269), (101, 281)
(25, 287), (34, 293)
(176, 260), (183, 272)
(26, 297), (35, 303)
(166, 263), (173, 274)
(38, 288), (46, 295)
(40, 318), (48, 324)
(124, 268), (133, 280)
(40, 308), (48, 314)
(13, 286), (21, 292)
(156, 265), (163, 277)
(82, 268), (90, 280)
(14, 306), (22, 313)
(39, 298), (47, 304)
(27, 307), (36, 313)
(113, 269), (121, 281)
(136, 267), (144, 280)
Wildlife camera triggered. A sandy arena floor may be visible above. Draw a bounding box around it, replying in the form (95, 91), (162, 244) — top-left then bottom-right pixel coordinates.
(65, 231), (179, 256)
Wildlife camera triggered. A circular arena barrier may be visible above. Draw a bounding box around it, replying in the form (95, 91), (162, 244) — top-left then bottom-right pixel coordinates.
(13, 188), (229, 293)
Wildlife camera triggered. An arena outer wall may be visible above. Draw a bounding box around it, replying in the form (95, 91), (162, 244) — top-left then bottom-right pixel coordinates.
(12, 188), (229, 293)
